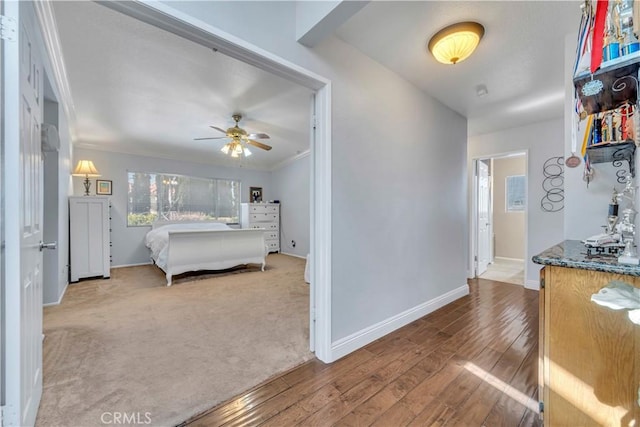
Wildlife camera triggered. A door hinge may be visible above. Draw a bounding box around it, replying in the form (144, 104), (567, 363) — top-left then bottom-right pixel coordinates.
(0, 15), (17, 42)
(474, 255), (478, 261)
(311, 115), (317, 130)
(539, 401), (544, 413)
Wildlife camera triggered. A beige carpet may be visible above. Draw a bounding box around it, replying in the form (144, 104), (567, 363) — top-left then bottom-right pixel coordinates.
(36, 254), (313, 427)
(479, 257), (525, 285)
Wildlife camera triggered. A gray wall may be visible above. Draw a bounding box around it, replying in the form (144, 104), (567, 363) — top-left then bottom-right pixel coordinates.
(468, 119), (565, 287)
(161, 1), (469, 342)
(493, 156), (526, 260)
(271, 155), (310, 258)
(73, 147), (273, 267)
(37, 18), (73, 305)
(43, 99), (60, 304)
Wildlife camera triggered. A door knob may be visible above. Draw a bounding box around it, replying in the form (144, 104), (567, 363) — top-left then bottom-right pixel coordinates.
(40, 241), (57, 251)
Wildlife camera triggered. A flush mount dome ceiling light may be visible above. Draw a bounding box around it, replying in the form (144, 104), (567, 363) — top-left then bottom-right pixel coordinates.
(428, 21), (485, 65)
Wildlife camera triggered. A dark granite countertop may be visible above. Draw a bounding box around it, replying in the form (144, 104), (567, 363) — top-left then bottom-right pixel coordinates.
(532, 240), (640, 276)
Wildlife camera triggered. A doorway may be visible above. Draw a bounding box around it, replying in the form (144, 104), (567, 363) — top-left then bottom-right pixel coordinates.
(94, 1), (332, 361)
(42, 74), (61, 306)
(473, 152), (527, 286)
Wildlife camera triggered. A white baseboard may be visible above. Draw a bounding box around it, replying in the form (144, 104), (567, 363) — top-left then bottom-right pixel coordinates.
(330, 284), (470, 361)
(43, 281), (68, 307)
(495, 256), (525, 262)
(524, 279), (540, 291)
(112, 261), (153, 269)
(279, 252), (307, 259)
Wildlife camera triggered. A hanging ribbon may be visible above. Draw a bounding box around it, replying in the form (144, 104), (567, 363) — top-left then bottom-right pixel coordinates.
(575, 2), (594, 117)
(582, 115), (595, 185)
(582, 114), (594, 157)
(591, 0), (609, 73)
(574, 1), (594, 76)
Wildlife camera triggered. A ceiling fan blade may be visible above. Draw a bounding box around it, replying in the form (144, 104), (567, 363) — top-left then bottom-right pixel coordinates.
(194, 136), (228, 141)
(209, 126), (228, 134)
(246, 139), (272, 151)
(248, 133), (270, 139)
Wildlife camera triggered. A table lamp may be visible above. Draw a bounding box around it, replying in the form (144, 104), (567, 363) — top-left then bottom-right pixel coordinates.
(72, 160), (100, 196)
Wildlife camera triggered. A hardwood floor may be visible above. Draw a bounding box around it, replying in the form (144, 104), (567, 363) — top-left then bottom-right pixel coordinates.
(182, 278), (540, 427)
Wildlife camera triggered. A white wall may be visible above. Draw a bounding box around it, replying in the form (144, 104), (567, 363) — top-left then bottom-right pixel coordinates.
(493, 156), (526, 259)
(271, 154), (310, 258)
(295, 1), (340, 40)
(160, 1), (469, 344)
(72, 147), (273, 267)
(468, 119), (565, 288)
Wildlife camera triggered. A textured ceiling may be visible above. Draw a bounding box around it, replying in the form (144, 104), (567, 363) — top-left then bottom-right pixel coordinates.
(336, 1), (580, 136)
(52, 1), (312, 170)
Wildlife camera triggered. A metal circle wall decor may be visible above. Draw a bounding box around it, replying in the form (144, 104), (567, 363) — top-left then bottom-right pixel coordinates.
(541, 157), (564, 212)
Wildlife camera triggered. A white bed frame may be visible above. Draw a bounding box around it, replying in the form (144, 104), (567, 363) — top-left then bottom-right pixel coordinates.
(151, 221), (267, 286)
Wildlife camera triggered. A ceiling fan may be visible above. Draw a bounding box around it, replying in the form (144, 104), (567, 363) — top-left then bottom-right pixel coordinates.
(195, 113), (272, 157)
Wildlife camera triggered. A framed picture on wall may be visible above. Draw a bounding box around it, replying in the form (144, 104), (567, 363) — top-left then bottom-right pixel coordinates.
(250, 186), (263, 203)
(96, 179), (112, 195)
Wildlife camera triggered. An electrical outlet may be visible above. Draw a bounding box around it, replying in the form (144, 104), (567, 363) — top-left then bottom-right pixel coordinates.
(291, 240), (296, 248)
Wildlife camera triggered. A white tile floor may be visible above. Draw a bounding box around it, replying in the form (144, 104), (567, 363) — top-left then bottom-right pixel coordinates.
(479, 257), (525, 285)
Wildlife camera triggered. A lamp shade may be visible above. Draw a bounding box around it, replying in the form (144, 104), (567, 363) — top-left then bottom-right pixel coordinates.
(428, 22), (485, 65)
(72, 160), (100, 177)
(221, 140), (252, 158)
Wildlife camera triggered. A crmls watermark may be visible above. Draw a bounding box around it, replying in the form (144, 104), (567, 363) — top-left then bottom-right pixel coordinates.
(100, 412), (152, 425)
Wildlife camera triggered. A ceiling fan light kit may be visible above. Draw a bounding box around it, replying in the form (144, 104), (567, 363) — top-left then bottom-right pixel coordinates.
(428, 21), (485, 65)
(196, 113), (272, 158)
(221, 140), (252, 158)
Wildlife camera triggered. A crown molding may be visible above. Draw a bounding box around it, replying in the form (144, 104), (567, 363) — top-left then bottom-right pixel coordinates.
(34, 0), (77, 141)
(270, 149), (310, 171)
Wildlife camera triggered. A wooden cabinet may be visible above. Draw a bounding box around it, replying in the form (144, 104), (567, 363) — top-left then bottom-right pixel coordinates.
(69, 196), (110, 282)
(240, 203), (280, 253)
(540, 266), (640, 426)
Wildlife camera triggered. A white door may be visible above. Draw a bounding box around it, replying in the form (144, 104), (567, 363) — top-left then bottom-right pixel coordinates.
(477, 160), (490, 276)
(4, 1), (44, 425)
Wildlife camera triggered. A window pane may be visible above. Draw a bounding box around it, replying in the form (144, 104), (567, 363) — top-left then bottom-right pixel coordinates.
(506, 175), (525, 212)
(127, 172), (240, 226)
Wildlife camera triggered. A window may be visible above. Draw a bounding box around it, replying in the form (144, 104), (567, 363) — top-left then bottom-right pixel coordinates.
(506, 175), (526, 212)
(127, 172), (240, 226)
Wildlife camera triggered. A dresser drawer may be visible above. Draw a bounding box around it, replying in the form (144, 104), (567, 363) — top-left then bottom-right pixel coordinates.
(264, 231), (279, 240)
(248, 223), (279, 231)
(266, 239), (280, 252)
(250, 204), (279, 214)
(250, 213), (279, 222)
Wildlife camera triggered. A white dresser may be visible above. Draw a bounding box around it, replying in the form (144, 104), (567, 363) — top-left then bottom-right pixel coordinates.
(240, 203), (280, 253)
(69, 196), (111, 282)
